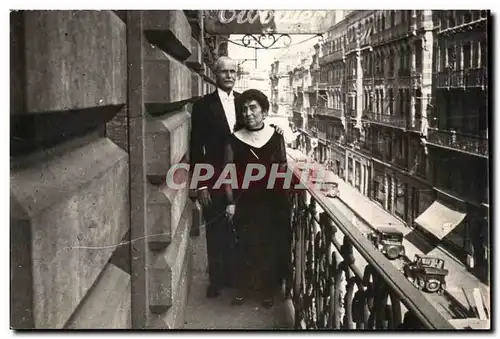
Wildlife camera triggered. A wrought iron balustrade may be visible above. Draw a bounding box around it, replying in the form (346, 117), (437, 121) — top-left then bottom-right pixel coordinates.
(318, 82), (328, 91)
(285, 161), (455, 329)
(363, 78), (374, 88)
(364, 113), (407, 129)
(466, 68), (487, 88)
(331, 109), (343, 119)
(436, 72), (449, 88)
(391, 156), (407, 170)
(449, 70), (465, 87)
(427, 128), (488, 157)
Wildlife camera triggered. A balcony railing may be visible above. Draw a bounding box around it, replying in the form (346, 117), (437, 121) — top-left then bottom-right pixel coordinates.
(286, 161), (455, 329)
(427, 128), (488, 157)
(318, 82), (328, 91)
(466, 68), (487, 88)
(411, 73), (422, 89)
(331, 108), (343, 119)
(363, 78), (374, 88)
(364, 113), (407, 129)
(436, 68), (487, 89)
(391, 156), (408, 170)
(449, 70), (465, 87)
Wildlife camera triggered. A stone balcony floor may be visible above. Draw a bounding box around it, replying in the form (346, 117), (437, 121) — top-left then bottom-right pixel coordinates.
(184, 226), (292, 330)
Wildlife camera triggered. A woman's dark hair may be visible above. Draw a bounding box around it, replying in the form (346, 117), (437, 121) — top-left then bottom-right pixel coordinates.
(237, 89), (270, 113)
(234, 89), (270, 131)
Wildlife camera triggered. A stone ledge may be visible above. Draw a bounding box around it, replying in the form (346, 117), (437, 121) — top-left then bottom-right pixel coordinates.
(143, 56), (192, 104)
(10, 137), (129, 328)
(186, 37), (202, 71)
(65, 262), (131, 329)
(191, 72), (203, 98)
(23, 10), (126, 113)
(149, 241), (192, 328)
(143, 10), (191, 62)
(147, 204), (192, 315)
(146, 178), (189, 250)
(145, 109), (190, 176)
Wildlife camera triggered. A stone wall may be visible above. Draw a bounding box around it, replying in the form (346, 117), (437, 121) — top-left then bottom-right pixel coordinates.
(10, 11), (130, 329)
(10, 10), (213, 329)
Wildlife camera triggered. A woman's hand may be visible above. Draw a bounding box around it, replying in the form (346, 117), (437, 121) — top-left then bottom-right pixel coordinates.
(225, 204), (236, 221)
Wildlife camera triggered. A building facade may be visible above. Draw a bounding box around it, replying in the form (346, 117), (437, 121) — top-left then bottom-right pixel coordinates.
(270, 60), (293, 116)
(283, 10), (489, 281)
(425, 10), (489, 279)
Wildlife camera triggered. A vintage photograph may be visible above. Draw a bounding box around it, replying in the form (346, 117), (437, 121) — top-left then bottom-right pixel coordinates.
(9, 9), (490, 330)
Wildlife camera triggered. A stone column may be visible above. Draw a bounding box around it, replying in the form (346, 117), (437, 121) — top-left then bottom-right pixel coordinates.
(353, 158), (357, 188)
(361, 164), (366, 195)
(391, 176), (396, 215)
(384, 174), (389, 210)
(420, 30), (433, 137)
(356, 52), (364, 124)
(345, 152), (349, 182)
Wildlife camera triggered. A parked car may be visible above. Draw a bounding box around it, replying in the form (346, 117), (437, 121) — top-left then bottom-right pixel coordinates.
(367, 227), (406, 260)
(402, 254), (449, 294)
(310, 171), (339, 198)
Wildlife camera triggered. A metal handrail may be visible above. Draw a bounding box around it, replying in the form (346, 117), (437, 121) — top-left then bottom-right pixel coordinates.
(287, 158), (454, 329)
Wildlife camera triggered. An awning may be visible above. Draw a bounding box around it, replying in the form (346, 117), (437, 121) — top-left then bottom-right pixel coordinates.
(415, 200), (466, 240)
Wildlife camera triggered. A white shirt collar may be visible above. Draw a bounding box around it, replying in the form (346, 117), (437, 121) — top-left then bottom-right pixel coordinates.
(217, 88), (234, 100)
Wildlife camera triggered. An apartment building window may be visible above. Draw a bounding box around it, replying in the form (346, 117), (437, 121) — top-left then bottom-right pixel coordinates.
(380, 52), (385, 75)
(348, 158), (353, 184)
(390, 10), (395, 27)
(463, 43), (471, 69)
(447, 46), (456, 69)
(388, 50), (395, 76)
(388, 88), (394, 114)
(355, 161), (362, 190)
(464, 10), (472, 23)
(395, 180), (406, 221)
(472, 42), (479, 68)
(449, 11), (456, 27)
(480, 41), (487, 68)
(415, 40), (423, 72)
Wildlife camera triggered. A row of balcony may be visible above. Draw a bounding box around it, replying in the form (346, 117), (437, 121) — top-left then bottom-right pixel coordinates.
(286, 155), (453, 329)
(363, 112), (408, 129)
(315, 107), (343, 119)
(435, 68), (488, 89)
(426, 127), (488, 157)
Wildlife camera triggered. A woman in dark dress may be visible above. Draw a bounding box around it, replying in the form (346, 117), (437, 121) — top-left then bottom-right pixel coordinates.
(224, 89), (291, 308)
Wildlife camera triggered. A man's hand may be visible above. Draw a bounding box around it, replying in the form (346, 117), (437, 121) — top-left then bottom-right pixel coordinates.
(225, 204), (236, 221)
(197, 189), (212, 207)
(270, 124), (284, 135)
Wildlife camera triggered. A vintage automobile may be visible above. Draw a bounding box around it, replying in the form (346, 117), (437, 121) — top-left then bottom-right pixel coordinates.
(402, 254), (449, 294)
(310, 172), (339, 198)
(367, 227), (406, 260)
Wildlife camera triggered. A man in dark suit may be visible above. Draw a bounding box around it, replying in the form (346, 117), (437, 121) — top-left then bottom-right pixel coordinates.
(190, 56), (282, 298)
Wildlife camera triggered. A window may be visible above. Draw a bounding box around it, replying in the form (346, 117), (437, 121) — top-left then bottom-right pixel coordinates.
(389, 50), (395, 75)
(388, 88), (393, 114)
(447, 46), (456, 69)
(390, 10), (395, 27)
(449, 11), (456, 27)
(415, 40), (423, 72)
(472, 42), (479, 68)
(464, 10), (472, 22)
(480, 41), (487, 68)
(463, 43), (471, 69)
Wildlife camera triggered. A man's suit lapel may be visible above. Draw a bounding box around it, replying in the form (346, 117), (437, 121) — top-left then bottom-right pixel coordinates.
(210, 91), (231, 133)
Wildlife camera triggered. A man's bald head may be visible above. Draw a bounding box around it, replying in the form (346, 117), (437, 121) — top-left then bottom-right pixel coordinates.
(214, 56), (237, 92)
